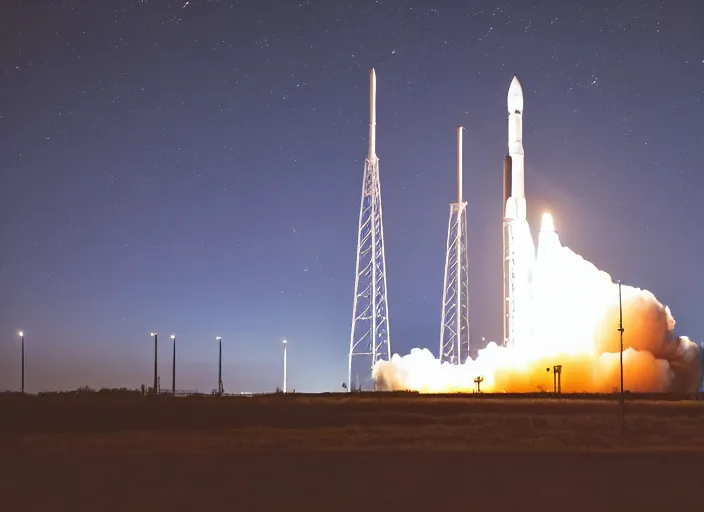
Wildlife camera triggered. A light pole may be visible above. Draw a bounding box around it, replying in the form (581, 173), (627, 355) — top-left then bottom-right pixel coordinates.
(216, 336), (223, 394)
(282, 339), (287, 393)
(151, 332), (158, 394)
(19, 331), (24, 394)
(618, 281), (625, 435)
(171, 334), (176, 395)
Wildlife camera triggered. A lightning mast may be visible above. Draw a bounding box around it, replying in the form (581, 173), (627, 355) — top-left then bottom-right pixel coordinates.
(439, 126), (471, 364)
(348, 68), (392, 391)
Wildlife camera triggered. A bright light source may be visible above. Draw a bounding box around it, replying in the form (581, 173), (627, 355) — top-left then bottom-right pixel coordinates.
(151, 332), (157, 337)
(18, 331), (23, 337)
(282, 339), (287, 345)
(216, 336), (222, 341)
(170, 334), (176, 339)
(540, 212), (555, 233)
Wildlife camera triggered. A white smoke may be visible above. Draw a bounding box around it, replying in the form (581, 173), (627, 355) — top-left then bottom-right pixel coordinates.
(374, 214), (702, 393)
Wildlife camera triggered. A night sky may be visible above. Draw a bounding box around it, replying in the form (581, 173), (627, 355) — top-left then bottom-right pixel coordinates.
(1, 0), (702, 393)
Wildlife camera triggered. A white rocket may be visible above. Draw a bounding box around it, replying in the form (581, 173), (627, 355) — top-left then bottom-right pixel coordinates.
(505, 75), (525, 221)
(502, 75), (525, 349)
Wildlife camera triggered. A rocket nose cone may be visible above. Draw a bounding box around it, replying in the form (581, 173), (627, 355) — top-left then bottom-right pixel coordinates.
(507, 75), (524, 113)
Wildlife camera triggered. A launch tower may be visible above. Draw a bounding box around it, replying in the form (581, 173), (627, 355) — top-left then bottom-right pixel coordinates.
(439, 126), (471, 364)
(348, 69), (392, 390)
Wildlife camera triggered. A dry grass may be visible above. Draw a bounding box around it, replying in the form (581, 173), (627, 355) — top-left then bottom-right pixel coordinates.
(3, 393), (704, 453)
(3, 394), (704, 510)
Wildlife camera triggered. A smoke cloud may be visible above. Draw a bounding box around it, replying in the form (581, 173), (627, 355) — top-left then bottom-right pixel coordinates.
(374, 214), (703, 393)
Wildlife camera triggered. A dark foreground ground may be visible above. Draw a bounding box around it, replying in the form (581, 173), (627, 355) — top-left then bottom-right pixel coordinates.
(2, 393), (703, 511)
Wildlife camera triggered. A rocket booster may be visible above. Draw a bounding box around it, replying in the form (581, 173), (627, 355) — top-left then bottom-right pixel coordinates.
(506, 75), (526, 221)
(502, 154), (513, 219)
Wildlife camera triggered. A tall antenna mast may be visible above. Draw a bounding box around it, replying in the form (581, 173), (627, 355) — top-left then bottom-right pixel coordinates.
(348, 68), (392, 390)
(439, 126), (471, 364)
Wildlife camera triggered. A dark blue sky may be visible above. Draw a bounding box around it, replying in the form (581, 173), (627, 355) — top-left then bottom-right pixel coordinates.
(1, 0), (702, 392)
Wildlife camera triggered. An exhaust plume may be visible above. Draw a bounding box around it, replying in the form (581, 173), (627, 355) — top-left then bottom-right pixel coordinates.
(374, 213), (702, 393)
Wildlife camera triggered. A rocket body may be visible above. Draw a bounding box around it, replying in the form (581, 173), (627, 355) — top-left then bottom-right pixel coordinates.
(507, 75), (526, 221)
(503, 75), (527, 351)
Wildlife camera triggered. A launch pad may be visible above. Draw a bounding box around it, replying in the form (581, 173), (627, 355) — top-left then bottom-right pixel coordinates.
(347, 71), (530, 384)
(349, 69), (701, 395)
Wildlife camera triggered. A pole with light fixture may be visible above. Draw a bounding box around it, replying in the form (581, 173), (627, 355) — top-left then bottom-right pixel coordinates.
(618, 281), (625, 435)
(282, 339), (287, 393)
(19, 331), (25, 394)
(171, 334), (176, 395)
(151, 332), (158, 394)
(216, 336), (223, 394)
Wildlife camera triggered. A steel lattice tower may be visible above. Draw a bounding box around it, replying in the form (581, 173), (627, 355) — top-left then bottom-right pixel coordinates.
(348, 69), (391, 391)
(439, 126), (471, 364)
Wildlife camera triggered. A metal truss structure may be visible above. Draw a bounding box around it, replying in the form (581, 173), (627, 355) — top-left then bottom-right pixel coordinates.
(348, 69), (391, 391)
(439, 126), (471, 364)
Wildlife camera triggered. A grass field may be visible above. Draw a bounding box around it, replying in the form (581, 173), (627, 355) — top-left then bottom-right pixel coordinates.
(2, 392), (703, 510)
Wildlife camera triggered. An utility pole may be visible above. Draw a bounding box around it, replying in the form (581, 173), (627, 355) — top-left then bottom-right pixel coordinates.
(474, 375), (483, 393)
(618, 281), (625, 436)
(216, 337), (223, 394)
(151, 332), (158, 394)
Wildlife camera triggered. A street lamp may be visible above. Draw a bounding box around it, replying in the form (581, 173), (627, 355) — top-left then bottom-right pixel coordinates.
(150, 332), (158, 394)
(282, 339), (287, 393)
(18, 331), (24, 394)
(216, 336), (223, 395)
(170, 334), (176, 395)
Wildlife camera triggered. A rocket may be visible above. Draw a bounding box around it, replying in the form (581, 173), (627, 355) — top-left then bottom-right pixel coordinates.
(502, 74), (525, 349)
(505, 75), (525, 221)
